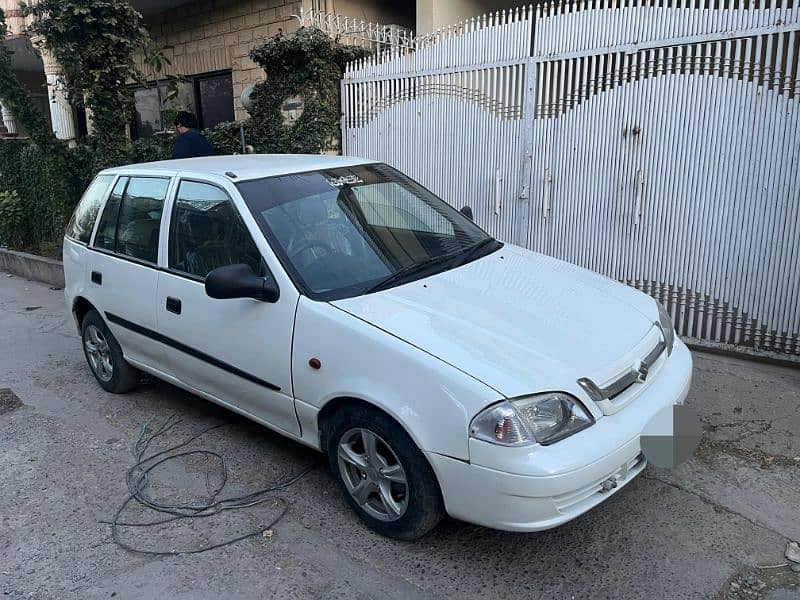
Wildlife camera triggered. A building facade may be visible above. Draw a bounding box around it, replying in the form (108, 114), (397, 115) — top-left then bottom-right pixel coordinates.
(0, 0), (520, 142)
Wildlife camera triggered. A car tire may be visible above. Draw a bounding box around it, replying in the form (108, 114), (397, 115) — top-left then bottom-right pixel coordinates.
(326, 405), (444, 540)
(81, 309), (139, 394)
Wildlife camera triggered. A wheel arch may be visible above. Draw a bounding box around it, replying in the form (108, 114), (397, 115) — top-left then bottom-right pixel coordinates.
(317, 394), (447, 502)
(72, 296), (98, 332)
(317, 396), (437, 466)
(318, 396), (395, 452)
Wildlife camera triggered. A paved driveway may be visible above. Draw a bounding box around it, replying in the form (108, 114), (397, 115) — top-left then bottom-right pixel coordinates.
(1, 273), (798, 599)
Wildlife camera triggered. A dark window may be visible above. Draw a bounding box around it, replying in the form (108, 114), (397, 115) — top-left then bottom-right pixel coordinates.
(65, 175), (115, 243)
(131, 72), (234, 139)
(168, 181), (263, 279)
(196, 73), (235, 130)
(132, 81), (195, 139)
(94, 177), (128, 251)
(116, 177), (170, 263)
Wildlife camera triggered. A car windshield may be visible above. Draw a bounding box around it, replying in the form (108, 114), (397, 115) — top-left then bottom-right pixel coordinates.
(237, 163), (500, 300)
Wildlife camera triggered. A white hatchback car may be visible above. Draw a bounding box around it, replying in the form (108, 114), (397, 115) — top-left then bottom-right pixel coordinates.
(64, 154), (692, 539)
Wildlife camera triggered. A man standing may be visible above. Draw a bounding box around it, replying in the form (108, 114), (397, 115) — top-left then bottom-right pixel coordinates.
(172, 111), (216, 159)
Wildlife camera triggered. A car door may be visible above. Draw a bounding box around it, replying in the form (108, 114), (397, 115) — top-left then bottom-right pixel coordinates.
(86, 175), (172, 368)
(156, 178), (300, 436)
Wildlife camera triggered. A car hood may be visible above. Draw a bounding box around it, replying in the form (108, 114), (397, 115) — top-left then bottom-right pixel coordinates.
(331, 244), (658, 399)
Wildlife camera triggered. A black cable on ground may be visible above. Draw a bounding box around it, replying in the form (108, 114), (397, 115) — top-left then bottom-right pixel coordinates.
(102, 414), (316, 556)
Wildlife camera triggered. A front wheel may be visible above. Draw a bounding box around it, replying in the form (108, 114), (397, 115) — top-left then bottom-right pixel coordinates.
(326, 406), (444, 540)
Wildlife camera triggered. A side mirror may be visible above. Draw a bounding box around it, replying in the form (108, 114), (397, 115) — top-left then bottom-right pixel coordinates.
(205, 264), (280, 303)
(460, 206), (474, 220)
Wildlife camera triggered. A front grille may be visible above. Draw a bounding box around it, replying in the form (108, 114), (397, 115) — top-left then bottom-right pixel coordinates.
(578, 337), (667, 406)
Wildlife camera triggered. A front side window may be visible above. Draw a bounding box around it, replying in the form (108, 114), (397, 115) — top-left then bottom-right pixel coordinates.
(237, 164), (499, 300)
(65, 175), (115, 243)
(115, 177), (170, 263)
(168, 181), (263, 279)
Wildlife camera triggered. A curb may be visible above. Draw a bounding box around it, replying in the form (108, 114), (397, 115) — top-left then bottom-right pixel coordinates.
(684, 337), (799, 368)
(0, 247), (65, 288)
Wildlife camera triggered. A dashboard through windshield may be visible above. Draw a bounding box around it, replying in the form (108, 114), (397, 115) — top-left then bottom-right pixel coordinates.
(236, 163), (500, 300)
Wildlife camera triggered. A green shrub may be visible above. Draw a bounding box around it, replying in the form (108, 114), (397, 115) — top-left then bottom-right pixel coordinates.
(205, 121), (248, 155)
(247, 28), (370, 154)
(0, 142), (82, 251)
(130, 134), (174, 163)
(0, 190), (23, 248)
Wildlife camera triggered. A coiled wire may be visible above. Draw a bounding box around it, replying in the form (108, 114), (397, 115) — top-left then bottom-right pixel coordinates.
(104, 414), (316, 555)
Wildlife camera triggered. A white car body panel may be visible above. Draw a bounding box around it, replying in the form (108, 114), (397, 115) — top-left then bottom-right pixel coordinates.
(291, 296), (500, 459)
(333, 244), (657, 400)
(155, 272), (302, 436)
(62, 154), (694, 533)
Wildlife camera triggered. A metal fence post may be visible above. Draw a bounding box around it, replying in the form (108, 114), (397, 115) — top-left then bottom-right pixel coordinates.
(515, 56), (537, 248)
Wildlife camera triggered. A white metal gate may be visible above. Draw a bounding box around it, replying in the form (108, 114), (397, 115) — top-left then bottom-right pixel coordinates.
(341, 2), (800, 359)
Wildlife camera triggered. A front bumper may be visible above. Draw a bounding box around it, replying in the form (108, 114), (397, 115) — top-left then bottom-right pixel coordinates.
(427, 339), (693, 532)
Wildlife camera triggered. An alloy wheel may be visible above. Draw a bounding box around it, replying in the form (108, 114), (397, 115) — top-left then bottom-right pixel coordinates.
(337, 427), (409, 522)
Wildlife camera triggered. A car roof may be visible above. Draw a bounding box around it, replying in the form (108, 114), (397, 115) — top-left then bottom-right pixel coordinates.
(99, 154), (380, 182)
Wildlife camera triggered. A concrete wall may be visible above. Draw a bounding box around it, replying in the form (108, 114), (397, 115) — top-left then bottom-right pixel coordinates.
(328, 0), (414, 29)
(416, 0), (523, 35)
(142, 0), (302, 121)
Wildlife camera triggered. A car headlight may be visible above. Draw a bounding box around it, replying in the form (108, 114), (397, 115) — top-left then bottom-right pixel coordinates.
(469, 393), (595, 447)
(656, 301), (675, 355)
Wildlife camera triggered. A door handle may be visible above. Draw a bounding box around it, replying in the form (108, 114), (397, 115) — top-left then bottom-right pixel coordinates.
(166, 297), (182, 315)
(91, 271), (102, 285)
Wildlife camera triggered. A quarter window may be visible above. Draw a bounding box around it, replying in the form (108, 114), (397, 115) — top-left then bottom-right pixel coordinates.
(168, 181), (263, 279)
(115, 177), (170, 263)
(93, 177), (127, 251)
(65, 175), (115, 243)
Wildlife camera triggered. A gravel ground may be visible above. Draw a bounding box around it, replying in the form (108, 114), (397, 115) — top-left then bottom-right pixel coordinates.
(1, 273), (798, 599)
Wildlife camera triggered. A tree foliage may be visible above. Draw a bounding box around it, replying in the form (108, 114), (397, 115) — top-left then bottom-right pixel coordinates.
(248, 27), (369, 153)
(23, 0), (158, 148)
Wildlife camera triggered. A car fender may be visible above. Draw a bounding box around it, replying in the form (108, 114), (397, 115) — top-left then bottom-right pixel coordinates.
(291, 296), (502, 460)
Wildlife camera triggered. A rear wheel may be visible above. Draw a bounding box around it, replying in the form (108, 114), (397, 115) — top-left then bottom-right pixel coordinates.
(326, 405), (444, 540)
(81, 309), (139, 393)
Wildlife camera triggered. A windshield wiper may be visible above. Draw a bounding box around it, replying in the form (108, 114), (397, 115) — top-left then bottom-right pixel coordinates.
(363, 239), (501, 295)
(364, 254), (457, 294)
(451, 237), (502, 269)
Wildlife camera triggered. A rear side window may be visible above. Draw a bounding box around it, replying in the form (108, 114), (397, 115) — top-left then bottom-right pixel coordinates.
(93, 177), (128, 251)
(115, 177), (170, 263)
(168, 180), (264, 279)
(65, 175), (115, 243)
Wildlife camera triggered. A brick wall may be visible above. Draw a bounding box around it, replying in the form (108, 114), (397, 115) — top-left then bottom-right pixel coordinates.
(143, 0), (302, 121)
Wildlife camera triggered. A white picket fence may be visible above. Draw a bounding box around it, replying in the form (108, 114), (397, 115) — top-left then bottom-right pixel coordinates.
(341, 1), (800, 359)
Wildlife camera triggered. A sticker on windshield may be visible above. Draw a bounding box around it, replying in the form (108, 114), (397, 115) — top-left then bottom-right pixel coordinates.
(326, 175), (364, 188)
